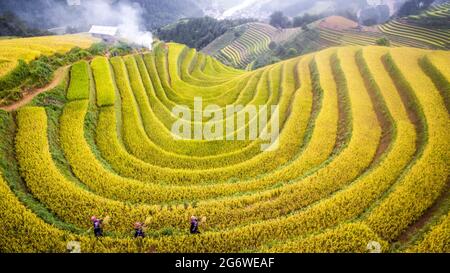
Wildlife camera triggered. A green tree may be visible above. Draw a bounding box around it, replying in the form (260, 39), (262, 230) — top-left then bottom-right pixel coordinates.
(293, 13), (321, 28)
(376, 37), (391, 47)
(269, 41), (278, 51)
(270, 11), (292, 29)
(287, 48), (298, 57)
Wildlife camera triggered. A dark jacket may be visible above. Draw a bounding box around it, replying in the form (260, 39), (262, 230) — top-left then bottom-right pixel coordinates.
(190, 219), (200, 234)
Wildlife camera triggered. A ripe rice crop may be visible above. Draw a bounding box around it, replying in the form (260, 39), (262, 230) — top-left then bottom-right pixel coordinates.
(1, 42), (449, 253)
(0, 34), (96, 77)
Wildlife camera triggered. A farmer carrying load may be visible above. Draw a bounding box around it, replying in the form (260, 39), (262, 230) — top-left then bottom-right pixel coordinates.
(134, 222), (146, 238)
(91, 216), (104, 237)
(190, 216), (201, 234)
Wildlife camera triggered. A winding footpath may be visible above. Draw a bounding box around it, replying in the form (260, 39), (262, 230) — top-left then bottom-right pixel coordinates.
(0, 65), (69, 112)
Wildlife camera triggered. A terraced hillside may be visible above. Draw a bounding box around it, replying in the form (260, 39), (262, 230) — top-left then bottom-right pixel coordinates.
(407, 1), (450, 22)
(0, 42), (449, 253)
(376, 1), (450, 50)
(203, 15), (449, 71)
(0, 34), (96, 77)
(202, 23), (302, 69)
(315, 15), (450, 50)
(379, 20), (450, 49)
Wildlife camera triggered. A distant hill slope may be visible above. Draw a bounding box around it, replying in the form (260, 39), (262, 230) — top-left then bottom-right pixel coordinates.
(205, 10), (449, 70)
(0, 0), (203, 30)
(204, 0), (368, 20)
(407, 1), (450, 23)
(318, 15), (359, 30)
(378, 1), (450, 49)
(379, 19), (449, 49)
(202, 22), (302, 69)
(156, 17), (255, 51)
(314, 16), (448, 49)
(0, 12), (50, 37)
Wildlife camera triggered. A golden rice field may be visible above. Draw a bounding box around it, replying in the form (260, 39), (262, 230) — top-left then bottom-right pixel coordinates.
(0, 42), (449, 253)
(0, 34), (96, 77)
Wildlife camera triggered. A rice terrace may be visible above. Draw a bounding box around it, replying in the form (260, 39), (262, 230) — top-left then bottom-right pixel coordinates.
(0, 0), (449, 255)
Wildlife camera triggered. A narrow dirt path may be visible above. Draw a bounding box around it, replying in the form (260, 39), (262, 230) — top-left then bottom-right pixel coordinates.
(0, 65), (69, 112)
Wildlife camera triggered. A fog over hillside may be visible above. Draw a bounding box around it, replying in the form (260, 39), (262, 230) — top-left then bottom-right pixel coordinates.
(0, 0), (439, 34)
(201, 0), (411, 20)
(0, 0), (203, 30)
